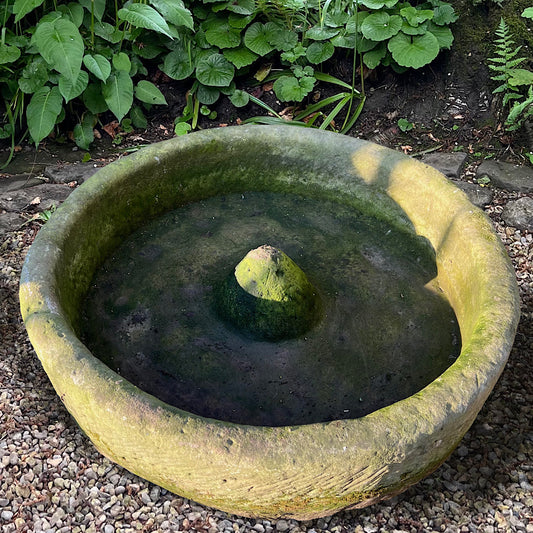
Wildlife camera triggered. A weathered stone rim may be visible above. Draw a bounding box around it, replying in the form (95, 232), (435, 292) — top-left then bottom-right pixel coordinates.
(19, 126), (520, 520)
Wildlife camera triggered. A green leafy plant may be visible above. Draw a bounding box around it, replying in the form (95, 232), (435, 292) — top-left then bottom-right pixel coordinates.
(488, 14), (533, 131)
(397, 117), (414, 131)
(1, 0), (458, 152)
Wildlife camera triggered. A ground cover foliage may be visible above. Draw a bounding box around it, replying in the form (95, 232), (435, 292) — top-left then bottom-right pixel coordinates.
(0, 0), (458, 152)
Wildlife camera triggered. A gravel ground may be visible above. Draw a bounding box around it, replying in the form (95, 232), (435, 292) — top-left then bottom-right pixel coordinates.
(1, 174), (532, 533)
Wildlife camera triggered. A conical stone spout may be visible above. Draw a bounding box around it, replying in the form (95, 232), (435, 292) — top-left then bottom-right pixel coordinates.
(216, 245), (322, 340)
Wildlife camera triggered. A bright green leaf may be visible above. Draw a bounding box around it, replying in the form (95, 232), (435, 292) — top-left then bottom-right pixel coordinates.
(161, 48), (194, 80)
(226, 0), (255, 15)
(228, 12), (255, 29)
(361, 13), (402, 41)
(509, 69), (533, 86)
(18, 59), (49, 93)
(13, 0), (45, 23)
(400, 7), (433, 27)
(135, 80), (167, 105)
(196, 54), (234, 86)
(73, 113), (95, 150)
(113, 52), (132, 73)
(174, 122), (191, 136)
(427, 22), (453, 49)
(79, 0), (106, 21)
(57, 3), (84, 27)
(223, 46), (258, 68)
(59, 70), (89, 102)
(83, 54), (111, 82)
(273, 75), (315, 102)
(281, 43), (307, 63)
(229, 89), (249, 107)
(150, 0), (194, 29)
(401, 20), (428, 36)
(118, 3), (174, 39)
(306, 41), (334, 64)
(363, 43), (387, 69)
(432, 4), (457, 25)
(397, 117), (414, 131)
(205, 21), (242, 48)
(359, 0), (398, 8)
(522, 7), (533, 19)
(83, 83), (109, 114)
(305, 25), (340, 41)
(32, 18), (84, 81)
(244, 22), (275, 56)
(268, 26), (298, 51)
(388, 31), (440, 68)
(0, 44), (21, 64)
(197, 84), (220, 105)
(27, 86), (63, 145)
(102, 71), (134, 122)
(129, 106), (147, 129)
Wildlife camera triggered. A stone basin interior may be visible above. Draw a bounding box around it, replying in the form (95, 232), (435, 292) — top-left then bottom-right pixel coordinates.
(80, 190), (461, 427)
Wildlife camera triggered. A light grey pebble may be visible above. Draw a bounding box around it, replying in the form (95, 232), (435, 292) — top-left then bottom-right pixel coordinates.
(276, 520), (289, 532)
(103, 525), (115, 533)
(1, 510), (14, 520)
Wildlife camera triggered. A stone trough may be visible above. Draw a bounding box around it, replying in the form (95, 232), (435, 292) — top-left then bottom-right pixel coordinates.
(19, 126), (520, 519)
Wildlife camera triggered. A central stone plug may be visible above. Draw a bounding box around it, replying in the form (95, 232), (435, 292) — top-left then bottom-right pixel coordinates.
(216, 245), (321, 340)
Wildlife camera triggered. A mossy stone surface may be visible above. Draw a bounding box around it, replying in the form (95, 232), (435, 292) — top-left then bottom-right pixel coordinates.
(19, 126), (520, 520)
(217, 245), (321, 340)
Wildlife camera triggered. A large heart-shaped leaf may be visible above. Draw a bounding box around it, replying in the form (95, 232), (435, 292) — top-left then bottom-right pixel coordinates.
(73, 113), (95, 150)
(204, 20), (242, 48)
(305, 25), (340, 41)
(79, 0), (106, 21)
(196, 54), (234, 87)
(223, 46), (258, 69)
(13, 0), (45, 23)
(150, 0), (193, 29)
(388, 31), (439, 68)
(59, 70), (89, 102)
(27, 86), (63, 145)
(118, 3), (173, 39)
(363, 43), (387, 69)
(268, 26), (298, 52)
(135, 80), (167, 105)
(361, 12), (402, 42)
(427, 22), (453, 49)
(57, 3), (84, 27)
(226, 0), (255, 15)
(32, 18), (84, 81)
(83, 83), (109, 114)
(18, 59), (49, 93)
(83, 54), (111, 82)
(0, 43), (21, 64)
(102, 71), (133, 122)
(196, 84), (220, 105)
(306, 41), (334, 64)
(273, 75), (315, 102)
(400, 7), (433, 27)
(161, 48), (194, 80)
(359, 0), (398, 8)
(112, 52), (131, 73)
(244, 23), (275, 56)
(432, 4), (457, 25)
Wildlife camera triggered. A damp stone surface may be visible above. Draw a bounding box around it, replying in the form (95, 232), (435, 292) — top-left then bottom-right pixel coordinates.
(20, 126), (520, 519)
(80, 192), (460, 427)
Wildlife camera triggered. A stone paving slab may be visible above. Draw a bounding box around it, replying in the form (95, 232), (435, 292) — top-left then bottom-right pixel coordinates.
(477, 160), (533, 193)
